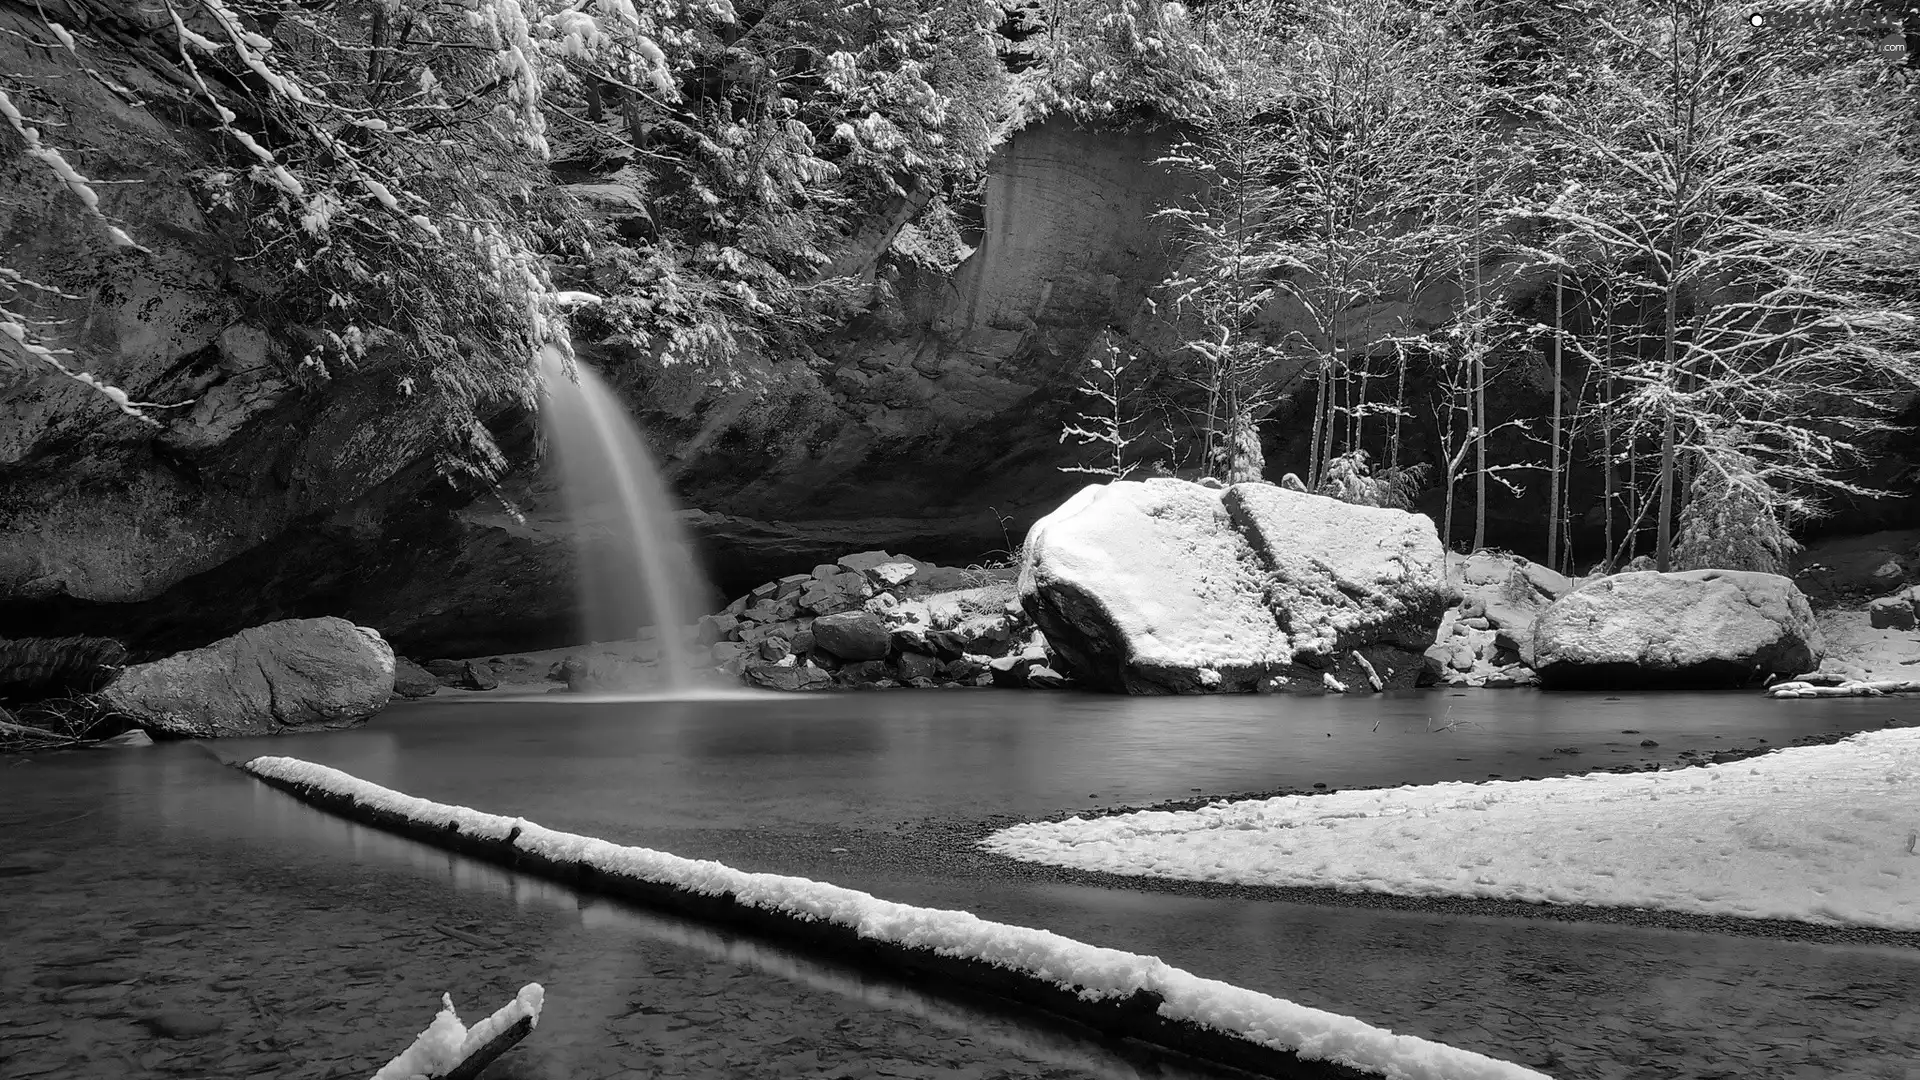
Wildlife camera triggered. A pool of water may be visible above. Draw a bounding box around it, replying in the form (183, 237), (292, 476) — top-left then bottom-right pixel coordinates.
(7, 688), (1919, 1080)
(0, 747), (1255, 1080)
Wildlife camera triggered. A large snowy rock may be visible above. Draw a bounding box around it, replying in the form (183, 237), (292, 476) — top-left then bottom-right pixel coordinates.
(1017, 479), (1452, 694)
(102, 617), (395, 737)
(1531, 571), (1823, 689)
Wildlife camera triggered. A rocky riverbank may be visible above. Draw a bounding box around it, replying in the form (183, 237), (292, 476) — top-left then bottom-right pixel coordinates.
(14, 509), (1920, 749)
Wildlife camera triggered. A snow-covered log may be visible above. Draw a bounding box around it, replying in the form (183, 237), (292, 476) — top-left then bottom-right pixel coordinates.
(240, 756), (1546, 1080)
(369, 984), (543, 1080)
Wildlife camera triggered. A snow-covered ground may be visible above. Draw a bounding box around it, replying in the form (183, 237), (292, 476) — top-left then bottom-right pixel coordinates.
(983, 729), (1920, 930)
(244, 756), (1548, 1080)
(1811, 608), (1920, 683)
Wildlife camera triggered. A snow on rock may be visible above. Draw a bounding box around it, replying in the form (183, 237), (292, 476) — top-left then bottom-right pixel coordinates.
(685, 552), (1027, 689)
(1421, 552), (1568, 684)
(1804, 607), (1920, 685)
(244, 756), (1545, 1080)
(103, 617), (394, 737)
(1017, 479), (1451, 693)
(1226, 483), (1453, 691)
(983, 728), (1920, 930)
(1531, 570), (1822, 689)
(1018, 479), (1290, 693)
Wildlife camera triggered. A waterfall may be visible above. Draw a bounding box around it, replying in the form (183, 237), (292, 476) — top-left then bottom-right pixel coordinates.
(537, 345), (706, 689)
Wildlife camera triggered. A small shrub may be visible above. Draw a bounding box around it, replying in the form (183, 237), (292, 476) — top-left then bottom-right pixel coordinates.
(1318, 450), (1430, 510)
(0, 636), (127, 703)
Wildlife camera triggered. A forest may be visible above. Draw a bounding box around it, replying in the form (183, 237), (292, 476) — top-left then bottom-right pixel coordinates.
(4, 0), (1920, 582)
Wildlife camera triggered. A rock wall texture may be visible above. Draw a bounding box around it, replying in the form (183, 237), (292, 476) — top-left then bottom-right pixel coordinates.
(9, 8), (1905, 659)
(1, 10), (1194, 661)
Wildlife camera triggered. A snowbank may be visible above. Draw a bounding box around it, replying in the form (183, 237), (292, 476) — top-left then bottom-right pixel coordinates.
(241, 756), (1545, 1080)
(984, 729), (1920, 930)
(1807, 607), (1920, 684)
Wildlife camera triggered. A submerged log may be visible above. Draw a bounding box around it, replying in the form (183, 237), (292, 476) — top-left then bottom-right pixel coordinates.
(369, 984), (543, 1080)
(440, 1015), (533, 1080)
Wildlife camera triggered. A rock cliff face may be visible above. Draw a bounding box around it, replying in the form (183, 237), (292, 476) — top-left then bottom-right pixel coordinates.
(1, 11), (1193, 663)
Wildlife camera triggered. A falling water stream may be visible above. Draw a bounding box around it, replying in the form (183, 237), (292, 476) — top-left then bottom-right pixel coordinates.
(537, 344), (707, 689)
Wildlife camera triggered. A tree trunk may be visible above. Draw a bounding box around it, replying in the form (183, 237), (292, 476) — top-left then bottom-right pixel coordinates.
(1602, 383), (1615, 570)
(1471, 190), (1487, 552)
(1391, 343), (1408, 468)
(1548, 269), (1563, 571)
(1655, 0), (1692, 573)
(1627, 436), (1639, 562)
(443, 1017), (534, 1080)
(1308, 355), (1329, 489)
(1656, 408), (1676, 571)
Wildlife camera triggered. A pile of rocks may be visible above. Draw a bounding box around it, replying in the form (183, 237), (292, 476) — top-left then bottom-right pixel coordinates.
(694, 551), (1068, 691)
(1422, 552), (1572, 689)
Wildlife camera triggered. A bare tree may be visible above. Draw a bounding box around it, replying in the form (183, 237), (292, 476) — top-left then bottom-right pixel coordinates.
(1529, 0), (1920, 571)
(1059, 334), (1148, 480)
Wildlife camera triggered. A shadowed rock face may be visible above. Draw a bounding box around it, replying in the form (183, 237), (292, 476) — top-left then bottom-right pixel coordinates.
(1, 72), (1194, 655)
(101, 617), (394, 737)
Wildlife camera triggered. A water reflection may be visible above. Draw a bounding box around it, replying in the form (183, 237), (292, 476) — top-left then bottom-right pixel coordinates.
(268, 690), (1908, 838)
(577, 903), (1248, 1080)
(13, 752), (1254, 1080)
(221, 765), (1275, 1080)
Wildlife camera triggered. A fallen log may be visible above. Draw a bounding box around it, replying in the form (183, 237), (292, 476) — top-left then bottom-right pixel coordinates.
(441, 1015), (533, 1080)
(368, 984), (543, 1080)
(240, 756), (1543, 1080)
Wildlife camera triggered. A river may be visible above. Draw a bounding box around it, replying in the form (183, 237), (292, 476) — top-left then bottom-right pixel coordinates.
(4, 688), (1916, 1079)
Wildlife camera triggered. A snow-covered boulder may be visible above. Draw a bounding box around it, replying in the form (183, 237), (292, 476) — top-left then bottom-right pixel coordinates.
(1017, 479), (1452, 694)
(102, 617), (394, 737)
(1531, 571), (1823, 689)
